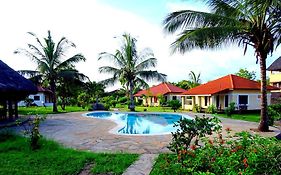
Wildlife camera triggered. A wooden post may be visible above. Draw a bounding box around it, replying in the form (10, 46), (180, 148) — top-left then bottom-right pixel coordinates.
(14, 101), (18, 119)
(8, 100), (13, 120)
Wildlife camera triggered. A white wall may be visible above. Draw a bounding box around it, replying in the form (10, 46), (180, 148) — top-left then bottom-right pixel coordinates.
(18, 92), (53, 107)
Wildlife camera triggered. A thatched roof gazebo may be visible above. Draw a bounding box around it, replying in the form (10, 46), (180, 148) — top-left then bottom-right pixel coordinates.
(267, 56), (281, 71)
(0, 60), (37, 120)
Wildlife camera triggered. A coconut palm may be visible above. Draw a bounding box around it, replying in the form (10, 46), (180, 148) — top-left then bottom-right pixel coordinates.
(188, 71), (201, 88)
(98, 33), (166, 111)
(15, 31), (86, 112)
(163, 0), (281, 131)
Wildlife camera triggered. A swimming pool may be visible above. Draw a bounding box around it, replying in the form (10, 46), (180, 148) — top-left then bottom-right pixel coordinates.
(85, 112), (192, 135)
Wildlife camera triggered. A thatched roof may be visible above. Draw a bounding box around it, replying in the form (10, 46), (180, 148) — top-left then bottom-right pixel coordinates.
(0, 60), (37, 99)
(267, 56), (281, 71)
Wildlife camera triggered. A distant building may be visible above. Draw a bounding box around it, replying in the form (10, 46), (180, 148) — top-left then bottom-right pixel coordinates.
(267, 56), (281, 101)
(18, 86), (53, 107)
(134, 82), (186, 106)
(181, 74), (278, 111)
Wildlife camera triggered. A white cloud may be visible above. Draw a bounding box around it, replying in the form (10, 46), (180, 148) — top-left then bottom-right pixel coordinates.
(0, 0), (280, 92)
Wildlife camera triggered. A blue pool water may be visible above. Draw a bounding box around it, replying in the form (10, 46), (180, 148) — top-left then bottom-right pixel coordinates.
(86, 112), (192, 135)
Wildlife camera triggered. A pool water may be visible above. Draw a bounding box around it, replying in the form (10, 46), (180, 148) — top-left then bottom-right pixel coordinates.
(86, 112), (192, 135)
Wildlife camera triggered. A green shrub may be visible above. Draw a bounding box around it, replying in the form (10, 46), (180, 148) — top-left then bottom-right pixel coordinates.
(77, 92), (90, 109)
(268, 104), (281, 126)
(18, 115), (46, 150)
(169, 115), (221, 155)
(118, 96), (129, 104)
(115, 103), (126, 108)
(152, 131), (281, 175)
(167, 100), (181, 112)
(224, 102), (236, 116)
(192, 104), (201, 113)
(206, 104), (217, 114)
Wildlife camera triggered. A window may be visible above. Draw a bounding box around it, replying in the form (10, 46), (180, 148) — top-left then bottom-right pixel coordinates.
(216, 95), (220, 108)
(204, 96), (208, 106)
(33, 96), (40, 101)
(224, 95), (229, 107)
(172, 96), (177, 100)
(164, 96), (168, 102)
(238, 95), (248, 105)
(154, 97), (158, 103)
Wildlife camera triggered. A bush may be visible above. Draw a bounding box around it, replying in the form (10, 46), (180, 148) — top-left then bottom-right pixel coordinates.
(118, 96), (129, 104)
(152, 131), (281, 175)
(77, 92), (90, 109)
(169, 115), (221, 155)
(17, 115), (46, 150)
(168, 100), (181, 112)
(268, 104), (281, 126)
(192, 104), (201, 113)
(224, 102), (236, 116)
(206, 104), (217, 114)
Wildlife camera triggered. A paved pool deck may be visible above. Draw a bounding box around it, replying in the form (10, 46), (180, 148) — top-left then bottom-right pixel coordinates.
(20, 112), (280, 154)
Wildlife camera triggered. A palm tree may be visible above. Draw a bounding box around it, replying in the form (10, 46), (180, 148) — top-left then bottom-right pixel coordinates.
(98, 33), (166, 111)
(15, 31), (86, 112)
(188, 71), (201, 88)
(163, 0), (281, 131)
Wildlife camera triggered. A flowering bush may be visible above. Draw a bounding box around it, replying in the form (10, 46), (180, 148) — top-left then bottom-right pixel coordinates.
(151, 129), (281, 175)
(168, 116), (222, 160)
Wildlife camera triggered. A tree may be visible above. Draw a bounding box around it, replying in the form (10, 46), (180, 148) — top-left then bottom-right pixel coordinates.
(84, 81), (105, 102)
(235, 68), (256, 80)
(176, 80), (192, 90)
(56, 69), (88, 110)
(98, 33), (166, 111)
(15, 31), (86, 112)
(163, 0), (281, 131)
(188, 71), (201, 88)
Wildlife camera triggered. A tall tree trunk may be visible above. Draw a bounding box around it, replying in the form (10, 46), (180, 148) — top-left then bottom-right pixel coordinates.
(50, 79), (58, 112)
(128, 80), (135, 111)
(258, 55), (269, 131)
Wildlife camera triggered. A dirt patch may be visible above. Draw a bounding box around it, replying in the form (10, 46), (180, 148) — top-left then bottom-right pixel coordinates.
(78, 163), (94, 175)
(78, 163), (114, 175)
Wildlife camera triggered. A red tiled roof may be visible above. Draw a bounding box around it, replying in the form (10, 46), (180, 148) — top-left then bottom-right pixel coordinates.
(134, 82), (186, 97)
(182, 74), (279, 95)
(37, 86), (52, 93)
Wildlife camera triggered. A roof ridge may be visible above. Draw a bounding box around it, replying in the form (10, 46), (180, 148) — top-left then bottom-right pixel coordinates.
(164, 82), (172, 92)
(229, 74), (234, 89)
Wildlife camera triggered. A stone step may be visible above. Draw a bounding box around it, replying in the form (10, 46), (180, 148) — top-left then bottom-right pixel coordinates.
(122, 154), (158, 175)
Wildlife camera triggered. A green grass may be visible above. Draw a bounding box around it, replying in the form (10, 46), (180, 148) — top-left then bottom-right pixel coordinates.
(0, 132), (138, 175)
(214, 112), (260, 122)
(18, 106), (87, 115)
(116, 106), (181, 113)
(150, 154), (175, 175)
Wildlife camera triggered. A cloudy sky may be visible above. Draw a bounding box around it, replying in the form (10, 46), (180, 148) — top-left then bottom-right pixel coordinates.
(1, 0), (280, 90)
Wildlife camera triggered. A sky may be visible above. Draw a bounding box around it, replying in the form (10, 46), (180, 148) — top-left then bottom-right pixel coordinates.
(0, 0), (280, 91)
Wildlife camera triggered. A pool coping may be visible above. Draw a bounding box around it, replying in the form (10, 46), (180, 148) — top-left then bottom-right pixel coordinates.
(83, 111), (193, 136)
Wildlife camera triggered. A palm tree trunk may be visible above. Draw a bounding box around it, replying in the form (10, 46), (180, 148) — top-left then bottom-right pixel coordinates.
(128, 80), (135, 111)
(50, 79), (58, 112)
(258, 55), (269, 132)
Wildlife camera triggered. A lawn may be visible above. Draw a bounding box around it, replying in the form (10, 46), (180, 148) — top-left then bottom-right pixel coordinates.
(117, 106), (181, 113)
(214, 112), (260, 122)
(0, 132), (138, 175)
(18, 106), (87, 115)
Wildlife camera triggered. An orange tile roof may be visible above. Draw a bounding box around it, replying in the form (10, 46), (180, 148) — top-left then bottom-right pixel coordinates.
(182, 74), (279, 95)
(134, 82), (186, 97)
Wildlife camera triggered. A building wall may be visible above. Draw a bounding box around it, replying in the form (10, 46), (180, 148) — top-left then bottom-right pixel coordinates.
(18, 93), (53, 107)
(269, 71), (281, 92)
(141, 93), (181, 107)
(181, 90), (272, 111)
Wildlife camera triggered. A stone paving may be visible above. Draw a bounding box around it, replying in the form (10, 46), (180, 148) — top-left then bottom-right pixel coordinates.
(14, 112), (280, 154)
(122, 154), (159, 175)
